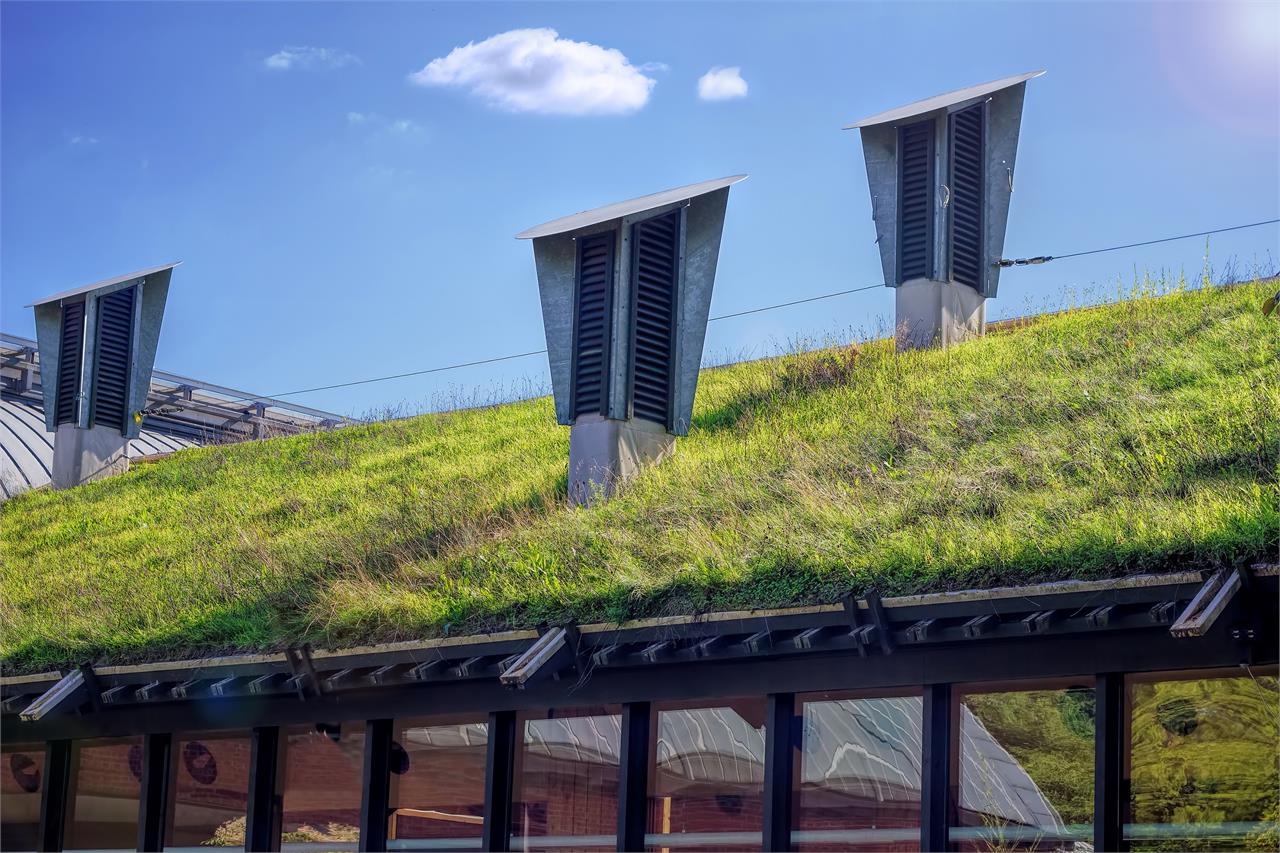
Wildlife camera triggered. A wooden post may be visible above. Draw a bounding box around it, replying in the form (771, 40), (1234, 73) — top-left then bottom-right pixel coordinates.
(246, 726), (284, 852)
(37, 739), (71, 852)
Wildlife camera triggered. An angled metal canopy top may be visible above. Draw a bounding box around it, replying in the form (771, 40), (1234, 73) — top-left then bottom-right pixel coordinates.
(515, 175), (748, 240)
(843, 70), (1044, 129)
(26, 262), (182, 307)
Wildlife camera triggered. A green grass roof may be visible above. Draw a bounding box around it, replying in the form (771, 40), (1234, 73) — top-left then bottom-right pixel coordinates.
(2, 278), (1276, 674)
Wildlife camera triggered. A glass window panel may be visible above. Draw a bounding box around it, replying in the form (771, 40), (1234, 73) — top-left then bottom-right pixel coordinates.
(281, 722), (365, 851)
(512, 706), (621, 852)
(952, 682), (1095, 852)
(388, 715), (488, 851)
(646, 697), (765, 852)
(1, 744), (44, 852)
(793, 691), (922, 852)
(166, 731), (251, 850)
(64, 737), (142, 850)
(1126, 668), (1279, 852)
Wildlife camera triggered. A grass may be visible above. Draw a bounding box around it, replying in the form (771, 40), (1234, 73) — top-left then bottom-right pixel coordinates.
(1, 275), (1276, 674)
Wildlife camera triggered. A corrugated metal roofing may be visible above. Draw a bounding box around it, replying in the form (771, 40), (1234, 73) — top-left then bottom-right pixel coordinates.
(843, 71), (1044, 129)
(516, 175), (747, 240)
(26, 263), (181, 307)
(0, 396), (199, 500)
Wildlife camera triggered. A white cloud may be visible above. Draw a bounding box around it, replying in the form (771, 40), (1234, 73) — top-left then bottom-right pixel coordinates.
(346, 111), (369, 124)
(264, 46), (359, 71)
(409, 28), (656, 115)
(68, 134), (99, 146)
(697, 66), (748, 101)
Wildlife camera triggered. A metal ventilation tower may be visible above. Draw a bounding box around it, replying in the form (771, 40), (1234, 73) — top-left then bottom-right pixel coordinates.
(518, 175), (746, 505)
(28, 263), (178, 489)
(846, 71), (1043, 349)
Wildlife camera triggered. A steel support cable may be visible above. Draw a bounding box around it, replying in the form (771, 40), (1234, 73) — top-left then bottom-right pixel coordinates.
(213, 218), (1280, 403)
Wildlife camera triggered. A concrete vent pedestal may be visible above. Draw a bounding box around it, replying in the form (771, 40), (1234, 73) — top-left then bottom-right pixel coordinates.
(518, 176), (746, 506)
(847, 71), (1042, 350)
(895, 278), (986, 351)
(51, 423), (130, 489)
(29, 263), (179, 490)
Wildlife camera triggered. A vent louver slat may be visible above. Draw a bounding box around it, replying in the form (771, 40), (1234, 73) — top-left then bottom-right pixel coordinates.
(571, 232), (616, 418)
(55, 301), (86, 425)
(949, 103), (985, 291)
(629, 210), (680, 428)
(897, 119), (935, 283)
(91, 285), (136, 433)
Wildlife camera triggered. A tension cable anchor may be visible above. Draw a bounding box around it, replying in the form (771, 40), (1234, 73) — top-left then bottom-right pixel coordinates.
(997, 256), (1055, 268)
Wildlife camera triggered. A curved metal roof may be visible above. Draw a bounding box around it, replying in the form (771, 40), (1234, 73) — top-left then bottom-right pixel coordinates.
(516, 175), (747, 240)
(843, 71), (1044, 130)
(0, 397), (200, 500)
(26, 262), (181, 307)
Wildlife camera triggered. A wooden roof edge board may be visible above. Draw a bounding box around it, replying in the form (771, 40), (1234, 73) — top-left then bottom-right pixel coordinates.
(0, 670), (62, 688)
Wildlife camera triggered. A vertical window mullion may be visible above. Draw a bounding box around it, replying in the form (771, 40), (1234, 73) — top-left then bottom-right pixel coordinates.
(137, 733), (170, 853)
(616, 701), (651, 851)
(921, 683), (954, 852)
(359, 719), (392, 852)
(482, 710), (517, 853)
(1095, 672), (1126, 852)
(762, 692), (796, 852)
(245, 726), (283, 852)
(38, 739), (71, 853)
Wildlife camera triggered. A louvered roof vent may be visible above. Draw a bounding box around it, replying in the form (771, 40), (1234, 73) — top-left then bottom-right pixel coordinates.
(28, 263), (178, 488)
(518, 176), (745, 503)
(846, 71), (1042, 298)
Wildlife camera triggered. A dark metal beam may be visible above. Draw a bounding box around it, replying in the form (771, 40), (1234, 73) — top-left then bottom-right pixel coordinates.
(617, 701), (651, 851)
(37, 739), (71, 852)
(762, 692), (796, 852)
(6, 581), (1273, 743)
(921, 683), (954, 852)
(137, 732), (170, 852)
(359, 719), (392, 852)
(482, 710), (517, 852)
(246, 726), (284, 852)
(1095, 673), (1125, 853)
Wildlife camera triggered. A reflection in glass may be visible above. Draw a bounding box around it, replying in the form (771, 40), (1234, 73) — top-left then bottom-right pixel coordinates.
(511, 706), (621, 852)
(1126, 670), (1279, 852)
(793, 693), (922, 851)
(952, 685), (1095, 851)
(166, 731), (251, 850)
(388, 715), (488, 851)
(64, 737), (142, 850)
(1, 744), (44, 851)
(281, 722), (365, 851)
(646, 698), (765, 852)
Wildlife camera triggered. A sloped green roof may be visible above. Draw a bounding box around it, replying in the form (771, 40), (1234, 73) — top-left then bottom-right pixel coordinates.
(1, 279), (1276, 674)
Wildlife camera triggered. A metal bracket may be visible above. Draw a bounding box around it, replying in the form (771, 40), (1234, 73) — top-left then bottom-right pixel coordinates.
(19, 669), (87, 721)
(865, 591), (894, 655)
(284, 644), (321, 699)
(962, 614), (998, 639)
(500, 626), (574, 689)
(1170, 568), (1242, 638)
(1019, 611), (1054, 634)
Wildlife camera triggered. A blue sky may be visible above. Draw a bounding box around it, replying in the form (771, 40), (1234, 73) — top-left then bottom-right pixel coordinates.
(3, 1), (1277, 417)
